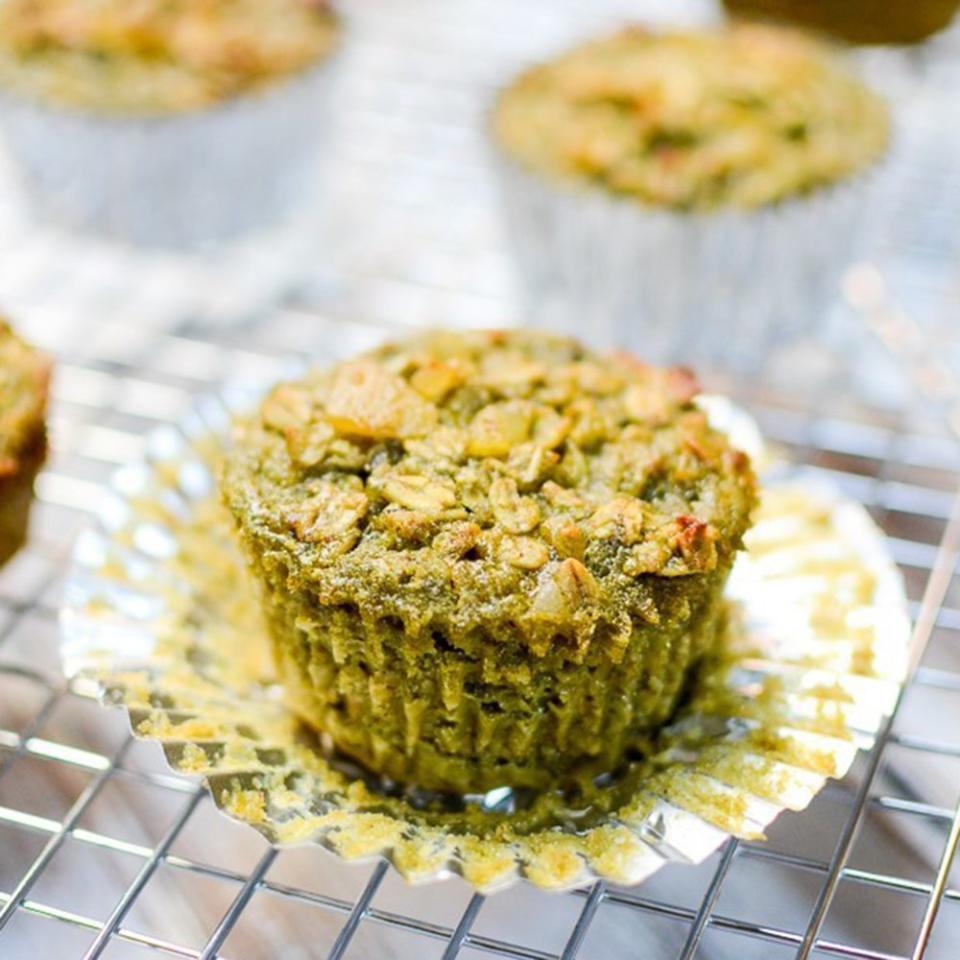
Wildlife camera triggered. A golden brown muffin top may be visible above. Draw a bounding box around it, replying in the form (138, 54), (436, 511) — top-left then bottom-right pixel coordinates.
(0, 319), (49, 477)
(222, 330), (757, 660)
(0, 0), (338, 113)
(492, 24), (888, 211)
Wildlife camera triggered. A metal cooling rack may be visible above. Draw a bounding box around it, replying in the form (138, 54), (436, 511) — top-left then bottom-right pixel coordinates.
(2, 1), (960, 958)
(2, 313), (960, 960)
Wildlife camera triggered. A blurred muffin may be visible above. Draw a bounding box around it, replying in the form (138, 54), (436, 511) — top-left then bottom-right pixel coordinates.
(222, 330), (757, 793)
(0, 0), (340, 246)
(723, 0), (960, 45)
(490, 25), (889, 368)
(494, 25), (886, 211)
(0, 0), (338, 113)
(0, 320), (49, 564)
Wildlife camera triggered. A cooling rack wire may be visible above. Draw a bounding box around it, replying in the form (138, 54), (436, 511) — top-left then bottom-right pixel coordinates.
(2, 1), (960, 958)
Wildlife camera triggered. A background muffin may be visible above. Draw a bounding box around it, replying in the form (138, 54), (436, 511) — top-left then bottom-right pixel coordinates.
(0, 0), (340, 246)
(490, 24), (889, 370)
(723, 0), (960, 45)
(222, 330), (756, 794)
(0, 319), (49, 565)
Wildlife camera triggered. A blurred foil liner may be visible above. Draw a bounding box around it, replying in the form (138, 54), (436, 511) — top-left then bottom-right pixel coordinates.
(492, 153), (883, 372)
(0, 59), (337, 249)
(59, 388), (910, 893)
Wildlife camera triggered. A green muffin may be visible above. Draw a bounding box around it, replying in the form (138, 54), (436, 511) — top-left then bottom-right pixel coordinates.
(222, 331), (757, 793)
(723, 0), (960, 45)
(0, 0), (341, 246)
(491, 23), (888, 211)
(0, 320), (49, 564)
(0, 0), (339, 115)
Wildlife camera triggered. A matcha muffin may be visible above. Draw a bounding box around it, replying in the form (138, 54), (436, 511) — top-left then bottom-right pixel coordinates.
(723, 0), (960, 45)
(222, 331), (756, 794)
(490, 25), (890, 368)
(0, 0), (340, 245)
(0, 320), (49, 564)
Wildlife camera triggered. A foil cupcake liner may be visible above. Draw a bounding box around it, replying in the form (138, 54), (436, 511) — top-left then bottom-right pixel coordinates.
(492, 153), (883, 372)
(60, 388), (910, 893)
(0, 59), (337, 249)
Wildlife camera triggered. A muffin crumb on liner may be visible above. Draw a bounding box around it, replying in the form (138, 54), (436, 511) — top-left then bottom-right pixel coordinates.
(0, 0), (341, 248)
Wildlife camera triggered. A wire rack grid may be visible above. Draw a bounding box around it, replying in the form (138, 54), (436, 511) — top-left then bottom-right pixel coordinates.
(1, 313), (960, 960)
(1, 2), (960, 959)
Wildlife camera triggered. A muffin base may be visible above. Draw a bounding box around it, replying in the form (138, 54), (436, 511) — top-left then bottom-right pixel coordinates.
(0, 60), (336, 248)
(257, 559), (732, 795)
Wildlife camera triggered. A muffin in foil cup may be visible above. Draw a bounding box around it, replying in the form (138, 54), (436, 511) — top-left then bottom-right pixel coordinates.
(489, 25), (890, 371)
(492, 156), (879, 370)
(0, 62), (337, 248)
(60, 379), (911, 894)
(722, 0), (960, 45)
(248, 554), (734, 794)
(221, 331), (757, 795)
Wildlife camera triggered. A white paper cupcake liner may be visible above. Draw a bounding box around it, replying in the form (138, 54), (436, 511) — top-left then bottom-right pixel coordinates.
(59, 386), (910, 893)
(493, 153), (882, 372)
(0, 59), (337, 249)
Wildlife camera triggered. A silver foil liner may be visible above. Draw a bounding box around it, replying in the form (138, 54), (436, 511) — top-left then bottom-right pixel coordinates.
(60, 388), (910, 893)
(0, 61), (337, 249)
(493, 153), (881, 371)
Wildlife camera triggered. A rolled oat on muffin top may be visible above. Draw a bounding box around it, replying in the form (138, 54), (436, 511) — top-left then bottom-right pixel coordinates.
(222, 330), (757, 792)
(0, 0), (339, 113)
(492, 24), (888, 211)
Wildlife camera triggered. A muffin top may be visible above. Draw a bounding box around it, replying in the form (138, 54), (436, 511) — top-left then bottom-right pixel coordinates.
(0, 320), (49, 478)
(492, 24), (888, 211)
(223, 331), (756, 660)
(0, 0), (338, 113)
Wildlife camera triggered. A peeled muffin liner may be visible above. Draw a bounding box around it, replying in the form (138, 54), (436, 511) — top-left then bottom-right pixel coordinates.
(60, 388), (909, 893)
(492, 150), (886, 372)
